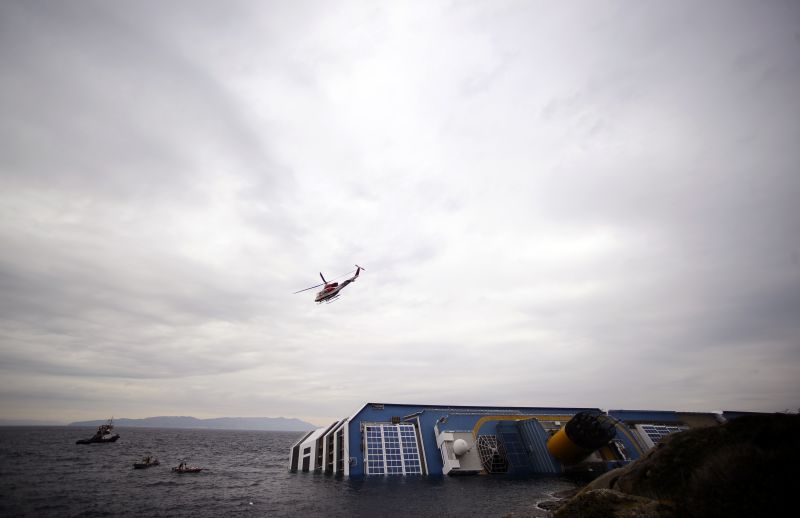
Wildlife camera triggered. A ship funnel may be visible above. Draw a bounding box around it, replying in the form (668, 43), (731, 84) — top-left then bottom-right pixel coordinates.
(546, 411), (617, 464)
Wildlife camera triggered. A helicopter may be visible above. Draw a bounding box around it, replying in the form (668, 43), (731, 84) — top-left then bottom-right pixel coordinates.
(294, 265), (364, 303)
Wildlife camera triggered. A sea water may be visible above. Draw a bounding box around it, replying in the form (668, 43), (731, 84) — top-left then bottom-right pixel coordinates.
(0, 427), (578, 517)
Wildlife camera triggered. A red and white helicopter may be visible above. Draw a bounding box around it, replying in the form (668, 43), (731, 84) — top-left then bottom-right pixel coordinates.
(294, 265), (364, 303)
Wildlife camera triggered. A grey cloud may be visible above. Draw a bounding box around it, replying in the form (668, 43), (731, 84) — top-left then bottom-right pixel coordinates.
(2, 0), (799, 421)
(0, 1), (285, 203)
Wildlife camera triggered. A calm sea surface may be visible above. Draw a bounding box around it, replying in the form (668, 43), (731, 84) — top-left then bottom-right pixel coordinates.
(0, 427), (579, 517)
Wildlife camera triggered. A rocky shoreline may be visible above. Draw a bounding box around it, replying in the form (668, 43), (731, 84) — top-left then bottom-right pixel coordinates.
(545, 413), (799, 517)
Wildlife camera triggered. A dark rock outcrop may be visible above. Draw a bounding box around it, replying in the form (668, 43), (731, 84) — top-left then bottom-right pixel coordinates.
(554, 413), (800, 518)
(556, 488), (676, 518)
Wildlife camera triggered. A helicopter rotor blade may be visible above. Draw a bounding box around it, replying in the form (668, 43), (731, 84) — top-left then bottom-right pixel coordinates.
(293, 282), (324, 294)
(319, 272), (327, 284)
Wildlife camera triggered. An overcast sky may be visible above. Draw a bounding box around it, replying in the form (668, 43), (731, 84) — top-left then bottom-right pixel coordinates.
(1, 0), (798, 426)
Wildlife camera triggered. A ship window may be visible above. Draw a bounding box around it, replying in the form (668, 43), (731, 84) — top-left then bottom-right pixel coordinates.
(364, 423), (422, 475)
(643, 425), (686, 442)
(635, 424), (688, 448)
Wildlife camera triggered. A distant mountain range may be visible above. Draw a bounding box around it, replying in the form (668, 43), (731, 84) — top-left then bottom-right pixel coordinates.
(68, 416), (315, 431)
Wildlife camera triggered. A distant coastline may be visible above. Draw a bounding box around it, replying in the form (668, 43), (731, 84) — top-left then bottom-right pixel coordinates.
(0, 416), (315, 431)
(68, 416), (316, 431)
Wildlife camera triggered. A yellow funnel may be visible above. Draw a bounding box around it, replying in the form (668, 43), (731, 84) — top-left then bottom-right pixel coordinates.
(546, 426), (592, 464)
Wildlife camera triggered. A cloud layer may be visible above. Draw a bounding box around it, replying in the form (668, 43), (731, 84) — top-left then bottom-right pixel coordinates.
(1, 0), (799, 424)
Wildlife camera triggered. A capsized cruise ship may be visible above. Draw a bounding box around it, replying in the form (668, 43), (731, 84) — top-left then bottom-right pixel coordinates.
(289, 402), (756, 477)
